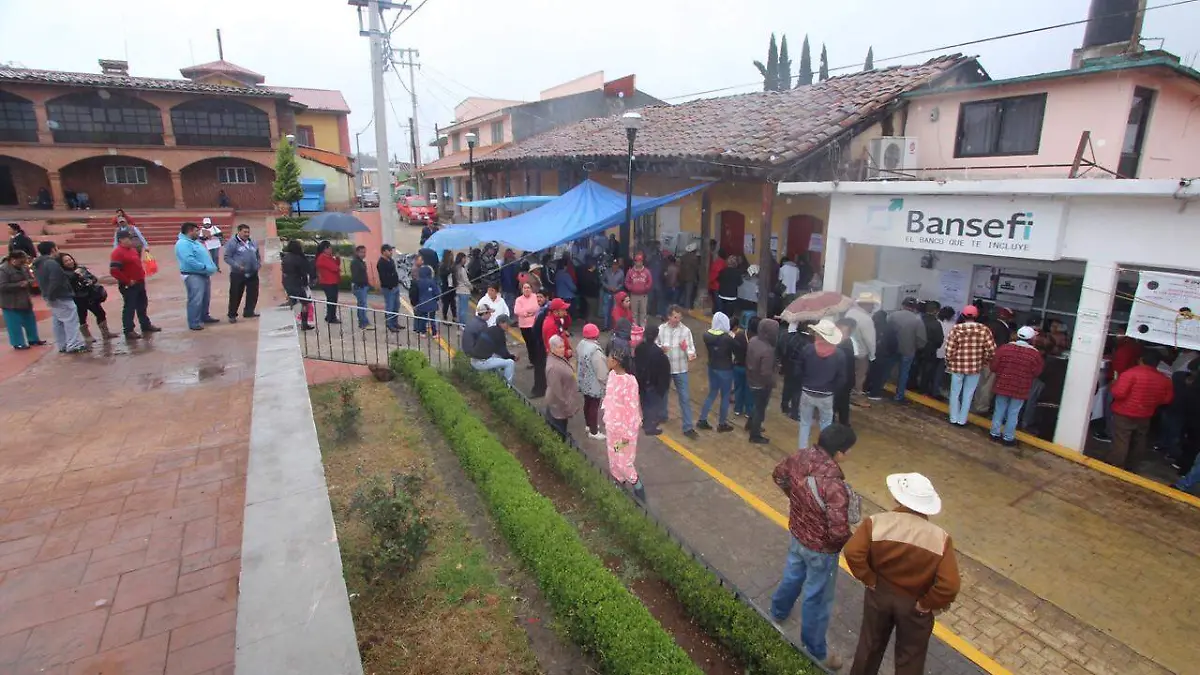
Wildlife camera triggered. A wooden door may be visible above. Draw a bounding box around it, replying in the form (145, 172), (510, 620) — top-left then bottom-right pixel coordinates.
(718, 211), (745, 257)
(786, 215), (824, 267)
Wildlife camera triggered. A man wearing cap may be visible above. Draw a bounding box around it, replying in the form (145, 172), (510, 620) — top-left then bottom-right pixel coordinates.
(883, 297), (927, 403)
(943, 305), (996, 425)
(988, 325), (1044, 446)
(795, 319), (848, 449)
(844, 293), (879, 404)
(469, 313), (519, 385)
(844, 473), (960, 675)
(199, 217), (223, 272)
(770, 424), (858, 671)
(377, 244), (403, 332)
(600, 257), (625, 330)
(477, 283), (510, 327)
(461, 303), (492, 356)
(542, 297), (573, 359)
(624, 252), (653, 326)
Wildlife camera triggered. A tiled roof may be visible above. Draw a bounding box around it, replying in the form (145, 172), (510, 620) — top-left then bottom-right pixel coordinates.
(297, 146), (354, 175)
(0, 67), (289, 98)
(179, 59), (265, 84)
(478, 55), (973, 170)
(422, 144), (511, 175)
(268, 86), (351, 113)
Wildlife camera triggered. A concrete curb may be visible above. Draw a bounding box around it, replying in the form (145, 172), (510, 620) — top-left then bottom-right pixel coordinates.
(235, 307), (364, 675)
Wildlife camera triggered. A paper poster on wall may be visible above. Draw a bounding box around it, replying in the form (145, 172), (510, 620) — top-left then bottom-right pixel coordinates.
(971, 265), (996, 300)
(808, 233), (824, 252)
(937, 269), (969, 310)
(744, 234), (755, 255)
(996, 275), (1038, 298)
(1126, 271), (1200, 350)
(769, 235), (779, 255)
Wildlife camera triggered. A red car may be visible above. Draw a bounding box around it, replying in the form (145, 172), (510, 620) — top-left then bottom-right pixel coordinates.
(398, 196), (437, 225)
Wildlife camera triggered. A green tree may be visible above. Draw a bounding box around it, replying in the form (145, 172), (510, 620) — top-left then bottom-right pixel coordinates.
(819, 43), (830, 82)
(777, 35), (792, 90)
(753, 33), (779, 92)
(796, 35), (813, 87)
(272, 138), (303, 210)
(864, 46), (875, 71)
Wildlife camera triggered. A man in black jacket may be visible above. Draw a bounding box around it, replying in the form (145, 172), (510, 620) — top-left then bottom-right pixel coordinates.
(778, 321), (811, 420)
(377, 244), (403, 332)
(8, 223), (35, 258)
(349, 245), (372, 330)
(635, 322), (672, 435)
(469, 314), (518, 384)
(915, 301), (945, 396)
(834, 317), (858, 425)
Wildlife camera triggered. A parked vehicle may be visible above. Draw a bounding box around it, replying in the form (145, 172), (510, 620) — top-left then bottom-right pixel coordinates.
(357, 190), (379, 208)
(399, 196), (437, 225)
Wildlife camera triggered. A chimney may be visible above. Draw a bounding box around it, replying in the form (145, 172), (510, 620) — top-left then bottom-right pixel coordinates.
(1071, 0), (1147, 68)
(98, 59), (130, 77)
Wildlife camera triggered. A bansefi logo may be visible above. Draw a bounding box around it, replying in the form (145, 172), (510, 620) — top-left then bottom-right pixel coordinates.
(867, 198), (1037, 254)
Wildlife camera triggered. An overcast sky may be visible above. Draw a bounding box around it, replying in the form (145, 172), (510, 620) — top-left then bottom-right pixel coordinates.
(2, 0), (1198, 162)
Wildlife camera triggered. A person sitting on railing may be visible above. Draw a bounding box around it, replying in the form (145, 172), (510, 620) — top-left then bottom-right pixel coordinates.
(469, 313), (518, 385)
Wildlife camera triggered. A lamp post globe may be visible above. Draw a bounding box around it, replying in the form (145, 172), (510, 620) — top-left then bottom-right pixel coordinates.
(465, 132), (478, 223)
(620, 112), (642, 258)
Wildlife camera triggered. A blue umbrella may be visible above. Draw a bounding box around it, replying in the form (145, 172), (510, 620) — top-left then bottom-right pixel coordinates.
(302, 212), (370, 234)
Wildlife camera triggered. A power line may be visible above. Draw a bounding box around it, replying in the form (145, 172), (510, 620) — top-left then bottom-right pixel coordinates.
(661, 0), (1200, 101)
(392, 0), (432, 31)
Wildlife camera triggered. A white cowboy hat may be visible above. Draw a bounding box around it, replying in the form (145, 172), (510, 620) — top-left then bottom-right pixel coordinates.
(202, 217), (212, 225)
(810, 319), (843, 345)
(685, 242), (699, 253)
(886, 473), (942, 516)
(856, 291), (880, 305)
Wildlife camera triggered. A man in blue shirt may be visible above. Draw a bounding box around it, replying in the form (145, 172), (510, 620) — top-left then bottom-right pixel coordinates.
(174, 222), (218, 331)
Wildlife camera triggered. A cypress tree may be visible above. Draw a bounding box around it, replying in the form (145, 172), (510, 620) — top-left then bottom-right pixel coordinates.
(819, 43), (830, 82)
(864, 46), (875, 71)
(753, 33), (780, 92)
(777, 35), (792, 90)
(272, 138), (303, 211)
(797, 35), (813, 87)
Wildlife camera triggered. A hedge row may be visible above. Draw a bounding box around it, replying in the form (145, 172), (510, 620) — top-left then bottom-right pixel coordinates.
(452, 356), (817, 675)
(391, 350), (700, 675)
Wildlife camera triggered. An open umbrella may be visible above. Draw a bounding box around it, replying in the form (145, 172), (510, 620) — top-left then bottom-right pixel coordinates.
(302, 212), (370, 234)
(780, 291), (854, 324)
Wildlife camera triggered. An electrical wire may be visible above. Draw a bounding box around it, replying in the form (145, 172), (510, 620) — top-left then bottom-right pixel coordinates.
(661, 0), (1200, 101)
(392, 0), (432, 32)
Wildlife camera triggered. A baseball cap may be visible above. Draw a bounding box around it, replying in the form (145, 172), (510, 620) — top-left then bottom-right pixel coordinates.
(961, 305), (979, 317)
(548, 298), (571, 311)
(1017, 326), (1037, 341)
(582, 323), (600, 339)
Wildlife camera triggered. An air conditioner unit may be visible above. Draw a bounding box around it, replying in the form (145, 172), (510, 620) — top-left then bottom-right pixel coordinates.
(867, 137), (919, 179)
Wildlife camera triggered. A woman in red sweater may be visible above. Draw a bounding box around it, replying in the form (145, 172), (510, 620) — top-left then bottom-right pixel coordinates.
(1110, 351), (1173, 470)
(314, 241), (342, 324)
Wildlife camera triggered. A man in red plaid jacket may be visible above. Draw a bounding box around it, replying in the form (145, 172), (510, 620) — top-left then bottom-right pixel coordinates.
(944, 306), (996, 426)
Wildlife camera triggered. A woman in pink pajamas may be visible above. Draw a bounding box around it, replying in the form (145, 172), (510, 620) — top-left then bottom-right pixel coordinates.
(603, 343), (645, 501)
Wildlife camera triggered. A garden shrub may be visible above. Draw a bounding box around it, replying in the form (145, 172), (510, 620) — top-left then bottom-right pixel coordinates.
(451, 355), (816, 675)
(348, 472), (431, 583)
(391, 350), (700, 675)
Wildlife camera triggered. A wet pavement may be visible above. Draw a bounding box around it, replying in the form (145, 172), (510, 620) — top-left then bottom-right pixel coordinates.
(0, 250), (274, 674)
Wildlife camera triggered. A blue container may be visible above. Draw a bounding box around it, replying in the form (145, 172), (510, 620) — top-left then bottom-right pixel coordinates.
(294, 178), (327, 213)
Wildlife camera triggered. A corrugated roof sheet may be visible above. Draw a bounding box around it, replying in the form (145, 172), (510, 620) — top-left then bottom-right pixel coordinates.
(478, 55), (972, 169)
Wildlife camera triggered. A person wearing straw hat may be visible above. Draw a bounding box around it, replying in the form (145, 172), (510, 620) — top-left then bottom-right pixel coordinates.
(794, 319), (848, 449)
(844, 473), (961, 675)
(844, 292), (879, 405)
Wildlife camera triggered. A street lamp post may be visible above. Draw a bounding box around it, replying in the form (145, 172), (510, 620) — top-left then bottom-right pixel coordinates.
(465, 132), (477, 223)
(620, 112), (642, 260)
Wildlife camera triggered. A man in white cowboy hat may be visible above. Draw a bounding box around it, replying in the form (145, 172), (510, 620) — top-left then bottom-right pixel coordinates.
(844, 292), (879, 404)
(795, 319), (849, 449)
(199, 217), (223, 272)
(844, 473), (960, 675)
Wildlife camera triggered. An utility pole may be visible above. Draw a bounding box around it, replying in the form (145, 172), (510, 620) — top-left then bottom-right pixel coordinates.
(351, 0), (409, 246)
(408, 117), (419, 189)
(394, 48), (422, 196)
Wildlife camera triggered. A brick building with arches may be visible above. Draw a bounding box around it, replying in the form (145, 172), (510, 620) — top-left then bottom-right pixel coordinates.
(0, 58), (350, 212)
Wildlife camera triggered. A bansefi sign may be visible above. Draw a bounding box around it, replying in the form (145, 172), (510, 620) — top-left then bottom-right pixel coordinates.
(839, 195), (1066, 260)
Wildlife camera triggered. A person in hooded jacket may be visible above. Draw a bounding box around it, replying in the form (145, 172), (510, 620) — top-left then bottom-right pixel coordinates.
(634, 322), (671, 435)
(414, 265), (441, 338)
(778, 319), (811, 420)
(576, 323), (609, 439)
(746, 318), (780, 444)
(610, 290), (634, 329)
(716, 256), (742, 316)
(697, 311), (736, 432)
(439, 251), (457, 321)
(731, 315), (755, 417)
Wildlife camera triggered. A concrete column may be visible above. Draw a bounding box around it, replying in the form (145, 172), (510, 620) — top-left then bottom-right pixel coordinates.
(822, 235), (847, 294)
(161, 107), (177, 147)
(47, 171), (66, 211)
(757, 183), (774, 317)
(33, 104), (52, 144)
(170, 171), (186, 209)
(1054, 259), (1118, 450)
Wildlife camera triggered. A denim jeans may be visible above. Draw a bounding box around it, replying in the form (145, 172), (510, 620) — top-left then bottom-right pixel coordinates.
(600, 290), (614, 330)
(1176, 456), (1200, 492)
(894, 354), (915, 400)
(471, 356), (515, 384)
(770, 537), (838, 661)
(456, 293), (470, 324)
(183, 274), (211, 329)
(949, 372), (981, 425)
(383, 287), (401, 329)
(732, 365), (754, 416)
(990, 395), (1025, 441)
(415, 311), (437, 336)
(797, 392), (834, 449)
(699, 367), (733, 425)
(352, 285), (370, 327)
(671, 371), (694, 433)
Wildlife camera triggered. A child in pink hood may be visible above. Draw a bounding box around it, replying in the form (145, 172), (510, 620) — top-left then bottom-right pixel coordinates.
(603, 342), (645, 500)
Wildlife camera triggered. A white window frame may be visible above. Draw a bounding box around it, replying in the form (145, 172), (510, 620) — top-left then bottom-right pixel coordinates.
(217, 166), (256, 184)
(103, 166), (148, 185)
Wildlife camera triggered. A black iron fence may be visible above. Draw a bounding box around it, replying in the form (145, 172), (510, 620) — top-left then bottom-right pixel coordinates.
(290, 296), (461, 370)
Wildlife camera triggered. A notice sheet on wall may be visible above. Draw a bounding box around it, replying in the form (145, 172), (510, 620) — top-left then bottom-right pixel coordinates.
(937, 269), (969, 310)
(1126, 270), (1200, 350)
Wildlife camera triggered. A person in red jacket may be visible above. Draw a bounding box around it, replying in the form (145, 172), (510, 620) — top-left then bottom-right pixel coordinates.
(109, 231), (161, 339)
(313, 241), (342, 324)
(1110, 351), (1173, 470)
(542, 297), (573, 359)
(610, 290), (634, 328)
(988, 326), (1044, 446)
(708, 249), (726, 313)
(1096, 336), (1145, 442)
(624, 252), (653, 327)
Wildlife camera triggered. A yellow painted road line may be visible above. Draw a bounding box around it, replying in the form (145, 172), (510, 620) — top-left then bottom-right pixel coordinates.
(399, 297), (456, 357)
(656, 431), (1014, 675)
(886, 385), (1200, 511)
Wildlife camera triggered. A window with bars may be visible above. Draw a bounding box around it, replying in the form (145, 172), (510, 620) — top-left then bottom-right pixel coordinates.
(104, 166), (148, 185)
(46, 92), (164, 145)
(218, 166), (256, 184)
(0, 91), (37, 142)
(170, 99), (271, 148)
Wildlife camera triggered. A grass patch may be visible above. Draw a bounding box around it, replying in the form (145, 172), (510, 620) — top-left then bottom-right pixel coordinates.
(312, 378), (540, 675)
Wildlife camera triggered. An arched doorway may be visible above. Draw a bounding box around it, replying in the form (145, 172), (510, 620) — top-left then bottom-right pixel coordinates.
(718, 210), (746, 257)
(0, 156), (49, 208)
(59, 155), (173, 210)
(786, 214), (824, 268)
(180, 158), (275, 210)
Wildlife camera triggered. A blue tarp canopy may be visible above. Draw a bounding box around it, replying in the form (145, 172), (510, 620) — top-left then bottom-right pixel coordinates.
(459, 195), (555, 211)
(425, 179), (708, 252)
